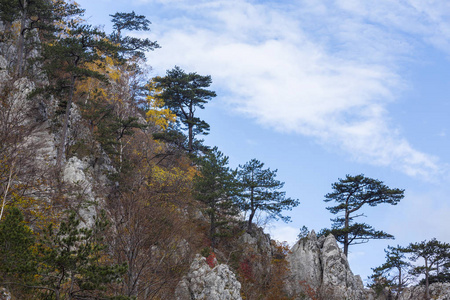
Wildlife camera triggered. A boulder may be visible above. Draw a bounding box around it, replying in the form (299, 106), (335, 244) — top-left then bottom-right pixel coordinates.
(285, 230), (322, 291)
(286, 231), (372, 299)
(175, 254), (242, 300)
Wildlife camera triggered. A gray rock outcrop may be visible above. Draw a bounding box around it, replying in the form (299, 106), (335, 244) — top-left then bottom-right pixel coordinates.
(175, 254), (242, 300)
(398, 283), (450, 300)
(286, 231), (372, 299)
(285, 232), (450, 300)
(63, 157), (97, 225)
(286, 230), (323, 292)
(0, 288), (11, 300)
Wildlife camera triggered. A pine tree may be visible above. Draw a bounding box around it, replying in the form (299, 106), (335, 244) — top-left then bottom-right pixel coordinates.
(193, 147), (240, 248)
(0, 0), (84, 76)
(35, 210), (128, 300)
(110, 11), (160, 60)
(369, 245), (411, 297)
(321, 174), (404, 256)
(153, 66), (216, 154)
(0, 207), (37, 295)
(40, 20), (116, 169)
(402, 238), (450, 300)
(0, 208), (128, 299)
(237, 159), (299, 232)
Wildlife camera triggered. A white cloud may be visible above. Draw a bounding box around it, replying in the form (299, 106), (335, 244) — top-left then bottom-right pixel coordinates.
(334, 0), (450, 54)
(267, 224), (299, 246)
(145, 0), (447, 179)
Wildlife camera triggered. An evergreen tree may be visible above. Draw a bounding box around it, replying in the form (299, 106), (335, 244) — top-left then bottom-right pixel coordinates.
(297, 225), (309, 240)
(110, 11), (160, 60)
(36, 210), (128, 300)
(0, 0), (83, 76)
(193, 147), (240, 248)
(40, 20), (116, 168)
(237, 159), (299, 232)
(153, 66), (216, 154)
(0, 208), (128, 299)
(402, 238), (450, 300)
(0, 207), (37, 296)
(108, 12), (160, 107)
(321, 174), (404, 257)
(369, 245), (411, 298)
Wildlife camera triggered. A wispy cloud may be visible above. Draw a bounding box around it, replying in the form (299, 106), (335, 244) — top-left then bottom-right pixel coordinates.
(267, 224), (299, 246)
(143, 0), (448, 179)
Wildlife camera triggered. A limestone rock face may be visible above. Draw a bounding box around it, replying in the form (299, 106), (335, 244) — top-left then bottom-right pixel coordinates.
(285, 231), (322, 291)
(63, 157), (97, 226)
(320, 234), (367, 299)
(175, 254), (242, 300)
(399, 283), (450, 300)
(0, 55), (8, 82)
(238, 226), (273, 277)
(0, 288), (11, 300)
(285, 232), (450, 300)
(286, 231), (371, 300)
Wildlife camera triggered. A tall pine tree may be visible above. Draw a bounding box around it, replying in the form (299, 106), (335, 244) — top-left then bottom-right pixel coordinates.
(237, 159), (299, 232)
(41, 20), (116, 168)
(110, 11), (159, 60)
(321, 174), (404, 257)
(402, 239), (450, 300)
(194, 147), (240, 248)
(153, 66), (216, 154)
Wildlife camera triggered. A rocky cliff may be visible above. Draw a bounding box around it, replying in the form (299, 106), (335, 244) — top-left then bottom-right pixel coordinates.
(397, 283), (450, 300)
(174, 229), (377, 300)
(175, 254), (242, 300)
(285, 231), (375, 299)
(2, 16), (450, 300)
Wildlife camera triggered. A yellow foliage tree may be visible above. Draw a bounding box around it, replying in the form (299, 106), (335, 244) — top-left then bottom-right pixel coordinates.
(145, 80), (176, 130)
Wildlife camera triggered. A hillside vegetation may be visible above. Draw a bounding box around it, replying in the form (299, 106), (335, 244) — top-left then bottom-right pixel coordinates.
(0, 1), (449, 300)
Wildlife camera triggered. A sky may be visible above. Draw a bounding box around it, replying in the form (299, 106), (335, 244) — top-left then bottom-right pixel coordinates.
(76, 0), (450, 283)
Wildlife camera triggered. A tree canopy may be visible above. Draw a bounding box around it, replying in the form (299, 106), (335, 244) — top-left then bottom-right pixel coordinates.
(322, 174), (404, 256)
(193, 147), (240, 248)
(153, 66), (216, 154)
(369, 245), (411, 297)
(110, 11), (160, 60)
(0, 208), (128, 300)
(402, 238), (450, 299)
(237, 159), (300, 232)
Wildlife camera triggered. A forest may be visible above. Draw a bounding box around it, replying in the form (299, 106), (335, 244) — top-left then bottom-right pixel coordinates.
(0, 1), (449, 299)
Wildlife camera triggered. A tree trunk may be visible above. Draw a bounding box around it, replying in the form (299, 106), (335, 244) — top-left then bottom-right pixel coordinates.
(344, 210), (350, 257)
(56, 75), (76, 169)
(247, 210), (255, 232)
(188, 124), (193, 153)
(16, 0), (27, 76)
(210, 209), (216, 249)
(188, 102), (193, 153)
(0, 161), (15, 221)
(425, 258), (430, 300)
(55, 290), (60, 300)
(247, 187), (255, 232)
(119, 140), (124, 172)
(396, 267), (402, 300)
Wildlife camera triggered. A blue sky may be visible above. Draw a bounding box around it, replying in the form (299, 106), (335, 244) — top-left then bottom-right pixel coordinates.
(76, 0), (450, 283)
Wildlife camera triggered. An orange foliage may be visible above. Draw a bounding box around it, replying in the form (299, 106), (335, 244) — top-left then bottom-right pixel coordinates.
(206, 253), (217, 268)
